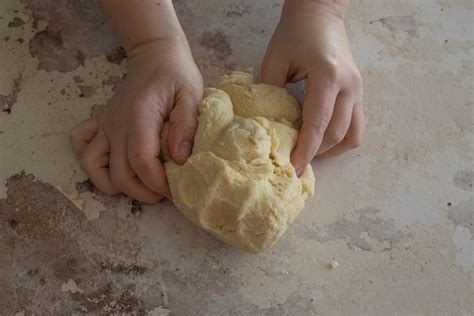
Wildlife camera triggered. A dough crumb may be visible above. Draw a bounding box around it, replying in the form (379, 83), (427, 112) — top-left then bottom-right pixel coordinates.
(329, 260), (339, 269)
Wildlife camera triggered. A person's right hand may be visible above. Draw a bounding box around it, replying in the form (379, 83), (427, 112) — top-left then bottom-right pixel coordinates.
(261, 0), (364, 175)
(69, 37), (203, 203)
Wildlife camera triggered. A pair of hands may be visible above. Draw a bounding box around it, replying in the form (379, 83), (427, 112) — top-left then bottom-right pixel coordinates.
(70, 1), (364, 203)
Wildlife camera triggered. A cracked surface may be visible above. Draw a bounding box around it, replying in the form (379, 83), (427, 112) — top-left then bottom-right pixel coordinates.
(1, 0), (473, 314)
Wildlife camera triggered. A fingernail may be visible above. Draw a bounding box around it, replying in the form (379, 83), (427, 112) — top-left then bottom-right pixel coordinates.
(178, 141), (192, 161)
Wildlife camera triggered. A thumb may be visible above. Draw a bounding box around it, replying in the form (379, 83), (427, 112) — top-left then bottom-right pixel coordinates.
(167, 88), (203, 165)
(260, 50), (289, 87)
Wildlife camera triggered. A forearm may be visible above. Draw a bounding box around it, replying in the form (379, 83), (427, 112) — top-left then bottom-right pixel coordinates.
(283, 0), (349, 20)
(100, 0), (184, 52)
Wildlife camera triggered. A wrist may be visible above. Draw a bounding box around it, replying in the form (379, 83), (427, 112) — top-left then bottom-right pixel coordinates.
(126, 29), (186, 54)
(126, 36), (193, 75)
(283, 0), (349, 20)
(101, 0), (185, 52)
(127, 35), (190, 59)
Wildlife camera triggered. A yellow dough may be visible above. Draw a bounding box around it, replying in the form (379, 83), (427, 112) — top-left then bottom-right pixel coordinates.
(163, 71), (315, 253)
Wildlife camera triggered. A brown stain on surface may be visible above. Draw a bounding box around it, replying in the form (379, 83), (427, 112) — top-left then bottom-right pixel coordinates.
(314, 209), (412, 251)
(78, 85), (96, 98)
(8, 17), (25, 27)
(0, 75), (22, 114)
(374, 16), (419, 37)
(73, 76), (83, 83)
(200, 30), (232, 61)
(449, 198), (474, 235)
(452, 170), (474, 191)
(99, 261), (147, 275)
(0, 172), (165, 314)
(130, 200), (144, 216)
(23, 0), (123, 72)
(105, 46), (127, 65)
(226, 3), (251, 18)
(173, 1), (193, 30)
(89, 104), (104, 117)
(77, 283), (143, 313)
(29, 27), (85, 73)
(76, 179), (94, 193)
(0, 172), (89, 313)
(102, 75), (122, 91)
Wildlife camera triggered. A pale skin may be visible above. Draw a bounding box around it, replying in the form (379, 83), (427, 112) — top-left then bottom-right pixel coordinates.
(69, 0), (364, 203)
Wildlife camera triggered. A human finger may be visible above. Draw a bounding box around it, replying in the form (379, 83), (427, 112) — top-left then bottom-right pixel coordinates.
(79, 131), (119, 195)
(316, 101), (365, 159)
(290, 74), (339, 174)
(109, 132), (163, 203)
(69, 117), (98, 159)
(128, 114), (170, 198)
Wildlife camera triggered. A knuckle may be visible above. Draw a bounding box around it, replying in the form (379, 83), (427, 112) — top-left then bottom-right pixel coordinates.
(327, 130), (346, 144)
(129, 154), (153, 172)
(321, 60), (339, 83)
(306, 115), (332, 134)
(142, 195), (162, 204)
(294, 148), (315, 167)
(303, 151), (316, 164)
(104, 114), (122, 130)
(68, 127), (80, 142)
(189, 87), (204, 103)
(169, 113), (198, 133)
(301, 151), (317, 166)
(109, 169), (128, 188)
(350, 70), (363, 91)
(181, 120), (198, 136)
(79, 155), (93, 173)
(102, 186), (118, 196)
(110, 175), (128, 192)
(350, 134), (363, 149)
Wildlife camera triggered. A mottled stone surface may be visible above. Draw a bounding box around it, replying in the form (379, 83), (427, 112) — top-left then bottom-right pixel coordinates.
(0, 0), (473, 314)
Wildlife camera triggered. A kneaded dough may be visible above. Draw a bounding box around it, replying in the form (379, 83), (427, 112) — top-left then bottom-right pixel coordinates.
(163, 71), (315, 253)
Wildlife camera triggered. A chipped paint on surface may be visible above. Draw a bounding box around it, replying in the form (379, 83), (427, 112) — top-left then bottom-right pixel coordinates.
(29, 26), (86, 73)
(375, 15), (419, 37)
(148, 306), (171, 315)
(1, 0), (473, 314)
(315, 211), (411, 251)
(199, 30), (232, 61)
(449, 198), (474, 235)
(61, 279), (84, 294)
(453, 170), (474, 191)
(452, 226), (474, 271)
(0, 75), (22, 113)
(22, 0), (123, 72)
(381, 191), (443, 225)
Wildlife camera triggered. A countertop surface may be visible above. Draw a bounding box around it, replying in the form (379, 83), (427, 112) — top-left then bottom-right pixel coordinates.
(1, 0), (473, 314)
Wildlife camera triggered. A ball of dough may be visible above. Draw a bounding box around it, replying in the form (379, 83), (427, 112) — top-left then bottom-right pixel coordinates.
(164, 71), (315, 253)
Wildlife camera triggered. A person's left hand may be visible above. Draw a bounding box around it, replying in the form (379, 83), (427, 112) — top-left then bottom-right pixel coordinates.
(261, 0), (364, 175)
(69, 37), (203, 202)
